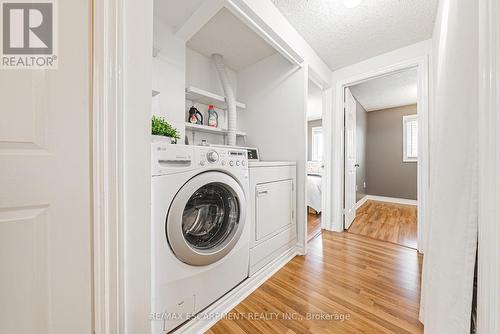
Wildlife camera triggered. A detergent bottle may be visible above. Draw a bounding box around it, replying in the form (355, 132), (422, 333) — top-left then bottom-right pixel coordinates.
(207, 105), (218, 127)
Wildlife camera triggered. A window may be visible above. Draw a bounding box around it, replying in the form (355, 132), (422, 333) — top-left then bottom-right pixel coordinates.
(311, 126), (323, 161)
(403, 115), (418, 162)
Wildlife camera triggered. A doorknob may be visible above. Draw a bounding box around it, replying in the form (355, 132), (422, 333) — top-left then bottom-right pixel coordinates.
(354, 164), (360, 167)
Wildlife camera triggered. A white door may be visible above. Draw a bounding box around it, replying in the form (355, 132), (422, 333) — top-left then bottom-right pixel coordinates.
(0, 1), (92, 333)
(255, 179), (293, 241)
(344, 88), (357, 229)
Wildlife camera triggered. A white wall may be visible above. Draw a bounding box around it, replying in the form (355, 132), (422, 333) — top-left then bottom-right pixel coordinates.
(152, 14), (246, 146)
(184, 48), (242, 145)
(152, 19), (186, 140)
(419, 1), (479, 333)
(307, 80), (323, 121)
(186, 48), (238, 97)
(238, 53), (307, 249)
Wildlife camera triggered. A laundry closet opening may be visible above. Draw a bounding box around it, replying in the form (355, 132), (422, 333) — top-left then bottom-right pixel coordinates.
(151, 2), (308, 332)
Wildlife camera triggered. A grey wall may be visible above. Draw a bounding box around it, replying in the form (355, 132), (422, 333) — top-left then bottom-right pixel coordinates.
(355, 100), (367, 201)
(366, 104), (417, 200)
(307, 119), (322, 161)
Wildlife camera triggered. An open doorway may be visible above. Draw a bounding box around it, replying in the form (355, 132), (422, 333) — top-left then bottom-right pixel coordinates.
(306, 79), (323, 242)
(343, 68), (419, 249)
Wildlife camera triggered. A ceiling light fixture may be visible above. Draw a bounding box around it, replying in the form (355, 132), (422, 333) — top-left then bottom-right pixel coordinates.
(343, 0), (362, 9)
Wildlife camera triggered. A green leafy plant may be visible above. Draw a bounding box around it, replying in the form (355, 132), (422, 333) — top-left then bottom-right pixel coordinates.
(151, 116), (180, 139)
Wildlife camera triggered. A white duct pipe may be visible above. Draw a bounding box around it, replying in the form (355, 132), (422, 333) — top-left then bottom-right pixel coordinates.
(212, 54), (237, 146)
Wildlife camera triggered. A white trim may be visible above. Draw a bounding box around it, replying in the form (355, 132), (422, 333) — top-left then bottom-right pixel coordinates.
(305, 65), (332, 256)
(174, 248), (300, 333)
(357, 195), (417, 206)
(355, 195), (369, 209)
(93, 0), (124, 332)
(329, 51), (430, 254)
(478, 0), (500, 333)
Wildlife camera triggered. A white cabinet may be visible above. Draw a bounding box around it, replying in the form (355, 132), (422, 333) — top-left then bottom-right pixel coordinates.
(248, 162), (297, 275)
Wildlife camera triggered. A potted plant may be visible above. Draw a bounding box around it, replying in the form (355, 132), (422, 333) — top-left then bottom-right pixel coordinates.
(151, 116), (180, 143)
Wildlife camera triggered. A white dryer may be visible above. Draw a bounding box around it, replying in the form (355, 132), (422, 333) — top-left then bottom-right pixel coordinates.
(151, 144), (250, 333)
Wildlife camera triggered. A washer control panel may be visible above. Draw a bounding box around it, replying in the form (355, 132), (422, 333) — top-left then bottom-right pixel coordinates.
(197, 147), (248, 169)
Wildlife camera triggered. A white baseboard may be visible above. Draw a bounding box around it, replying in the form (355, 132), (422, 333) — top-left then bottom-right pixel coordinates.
(356, 195), (417, 207)
(355, 195), (369, 209)
(174, 247), (300, 333)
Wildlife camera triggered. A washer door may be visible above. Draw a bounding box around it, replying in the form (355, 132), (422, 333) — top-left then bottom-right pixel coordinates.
(166, 172), (247, 266)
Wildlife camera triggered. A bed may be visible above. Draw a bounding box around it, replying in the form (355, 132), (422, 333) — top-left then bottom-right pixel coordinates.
(307, 161), (323, 213)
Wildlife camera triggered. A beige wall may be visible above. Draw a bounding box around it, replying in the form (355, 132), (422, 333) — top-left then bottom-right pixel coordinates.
(366, 104), (417, 200)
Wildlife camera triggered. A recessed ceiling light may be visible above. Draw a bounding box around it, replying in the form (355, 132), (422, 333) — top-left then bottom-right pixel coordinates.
(343, 0), (362, 8)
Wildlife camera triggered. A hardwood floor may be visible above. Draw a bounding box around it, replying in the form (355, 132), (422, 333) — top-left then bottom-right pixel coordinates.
(206, 231), (423, 334)
(348, 200), (418, 249)
(307, 211), (322, 241)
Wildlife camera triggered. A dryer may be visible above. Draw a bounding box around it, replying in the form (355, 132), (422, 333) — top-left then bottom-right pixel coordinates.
(151, 144), (250, 333)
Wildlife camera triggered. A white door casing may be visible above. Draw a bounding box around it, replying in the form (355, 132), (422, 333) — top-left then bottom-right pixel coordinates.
(0, 1), (92, 333)
(344, 88), (357, 229)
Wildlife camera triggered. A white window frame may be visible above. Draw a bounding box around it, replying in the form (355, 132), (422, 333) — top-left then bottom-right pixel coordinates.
(311, 126), (323, 161)
(403, 115), (418, 162)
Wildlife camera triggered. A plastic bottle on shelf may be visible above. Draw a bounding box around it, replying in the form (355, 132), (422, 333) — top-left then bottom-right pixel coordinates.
(207, 105), (218, 128)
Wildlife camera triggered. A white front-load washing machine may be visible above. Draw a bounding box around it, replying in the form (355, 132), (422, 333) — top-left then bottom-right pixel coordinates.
(151, 143), (250, 333)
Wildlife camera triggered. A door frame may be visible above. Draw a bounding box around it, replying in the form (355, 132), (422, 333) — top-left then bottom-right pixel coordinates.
(93, 0), (124, 332)
(304, 65), (332, 252)
(331, 56), (430, 253)
(478, 0), (500, 332)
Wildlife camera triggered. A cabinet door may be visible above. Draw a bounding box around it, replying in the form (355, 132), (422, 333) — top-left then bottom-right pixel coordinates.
(255, 179), (293, 241)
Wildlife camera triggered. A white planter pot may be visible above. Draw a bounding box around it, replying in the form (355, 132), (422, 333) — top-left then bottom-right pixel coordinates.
(152, 135), (176, 144)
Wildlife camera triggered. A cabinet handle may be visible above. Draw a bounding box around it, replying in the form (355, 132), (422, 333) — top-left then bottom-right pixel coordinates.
(257, 190), (268, 197)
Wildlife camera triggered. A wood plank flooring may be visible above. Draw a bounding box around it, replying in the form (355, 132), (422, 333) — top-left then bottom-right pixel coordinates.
(348, 200), (418, 249)
(307, 211), (322, 241)
(206, 231), (423, 334)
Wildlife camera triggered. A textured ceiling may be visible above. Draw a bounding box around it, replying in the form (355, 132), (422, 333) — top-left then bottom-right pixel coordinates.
(271, 0), (438, 70)
(349, 68), (418, 111)
(187, 8), (277, 71)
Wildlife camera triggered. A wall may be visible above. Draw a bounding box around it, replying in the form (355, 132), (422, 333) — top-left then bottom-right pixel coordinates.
(152, 23), (244, 146)
(152, 18), (186, 140)
(238, 53), (307, 248)
(184, 48), (244, 146)
(365, 104), (417, 199)
(307, 119), (322, 161)
(355, 99), (367, 201)
(420, 0), (479, 332)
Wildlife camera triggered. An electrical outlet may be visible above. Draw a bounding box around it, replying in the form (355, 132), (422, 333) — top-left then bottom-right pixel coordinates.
(363, 182), (366, 189)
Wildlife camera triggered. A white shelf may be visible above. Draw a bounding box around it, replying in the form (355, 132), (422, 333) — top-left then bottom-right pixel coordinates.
(185, 86), (246, 111)
(185, 123), (246, 137)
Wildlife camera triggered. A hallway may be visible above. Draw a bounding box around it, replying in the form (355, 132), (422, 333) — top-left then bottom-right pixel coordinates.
(207, 231), (423, 333)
